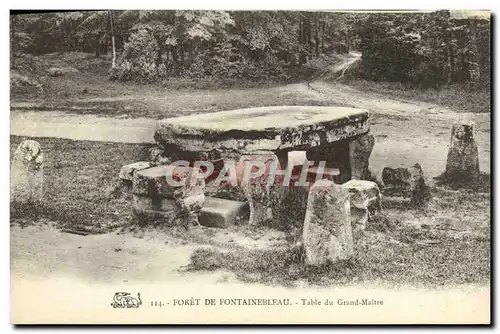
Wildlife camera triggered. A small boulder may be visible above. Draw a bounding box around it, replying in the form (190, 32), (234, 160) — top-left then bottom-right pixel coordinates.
(131, 165), (205, 227)
(133, 165), (204, 199)
(46, 67), (79, 77)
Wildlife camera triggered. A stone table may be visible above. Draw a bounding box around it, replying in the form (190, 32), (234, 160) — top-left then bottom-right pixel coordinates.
(153, 106), (374, 226)
(154, 106), (373, 183)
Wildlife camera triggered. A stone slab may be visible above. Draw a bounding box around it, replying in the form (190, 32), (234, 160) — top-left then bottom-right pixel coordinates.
(199, 197), (249, 228)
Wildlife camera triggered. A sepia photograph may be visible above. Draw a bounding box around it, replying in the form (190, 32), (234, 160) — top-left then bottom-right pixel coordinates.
(9, 8), (491, 324)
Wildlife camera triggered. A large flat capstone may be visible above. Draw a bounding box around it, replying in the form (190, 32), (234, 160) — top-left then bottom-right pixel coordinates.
(155, 106), (370, 154)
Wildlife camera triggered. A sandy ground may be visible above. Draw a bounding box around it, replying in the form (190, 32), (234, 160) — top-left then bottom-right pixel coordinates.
(10, 224), (490, 324)
(10, 111), (157, 144)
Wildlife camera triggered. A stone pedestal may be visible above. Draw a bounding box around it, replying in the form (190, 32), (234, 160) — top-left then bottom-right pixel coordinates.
(236, 154), (280, 226)
(302, 180), (354, 266)
(342, 180), (381, 231)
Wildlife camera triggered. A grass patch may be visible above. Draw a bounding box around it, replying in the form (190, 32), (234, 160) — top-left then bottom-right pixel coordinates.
(434, 172), (491, 193)
(10, 136), (154, 234)
(345, 79), (490, 113)
(189, 220), (490, 288)
(188, 187), (490, 288)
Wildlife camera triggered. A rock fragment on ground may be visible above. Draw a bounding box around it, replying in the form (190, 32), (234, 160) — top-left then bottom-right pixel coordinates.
(382, 163), (431, 205)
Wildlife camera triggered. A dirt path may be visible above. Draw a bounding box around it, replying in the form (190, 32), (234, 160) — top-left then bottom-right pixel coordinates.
(10, 111), (157, 143)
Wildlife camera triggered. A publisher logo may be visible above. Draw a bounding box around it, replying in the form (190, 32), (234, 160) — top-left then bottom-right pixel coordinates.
(110, 292), (142, 308)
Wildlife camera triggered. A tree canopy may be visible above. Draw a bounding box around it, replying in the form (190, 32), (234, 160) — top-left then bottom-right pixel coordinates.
(10, 10), (490, 86)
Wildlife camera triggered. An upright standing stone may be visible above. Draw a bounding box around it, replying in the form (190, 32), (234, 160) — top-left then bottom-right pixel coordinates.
(302, 180), (353, 266)
(444, 122), (480, 181)
(382, 163), (431, 205)
(349, 133), (375, 180)
(10, 140), (44, 203)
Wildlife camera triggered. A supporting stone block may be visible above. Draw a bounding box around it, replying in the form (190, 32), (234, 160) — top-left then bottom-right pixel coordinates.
(237, 154), (280, 226)
(349, 132), (375, 180)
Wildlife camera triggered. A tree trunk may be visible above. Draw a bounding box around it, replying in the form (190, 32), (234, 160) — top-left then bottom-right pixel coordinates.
(180, 42), (185, 65)
(109, 11), (116, 68)
(468, 20), (481, 85)
(298, 20), (303, 44)
(314, 14), (320, 56)
(321, 21), (325, 53)
(10, 15), (18, 58)
(95, 34), (100, 58)
(345, 31), (350, 54)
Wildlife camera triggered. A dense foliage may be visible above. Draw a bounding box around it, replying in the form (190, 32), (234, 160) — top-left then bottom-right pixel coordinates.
(10, 10), (490, 87)
(358, 11), (490, 88)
